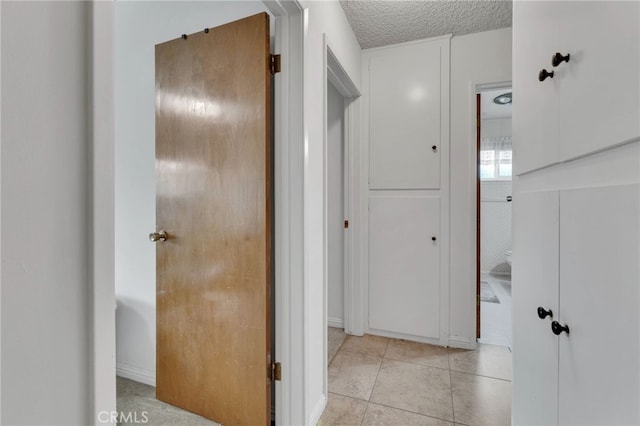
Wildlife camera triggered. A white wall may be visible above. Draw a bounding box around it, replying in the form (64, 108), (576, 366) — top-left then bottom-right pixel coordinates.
(1, 2), (91, 424)
(327, 81), (344, 326)
(297, 1), (362, 422)
(449, 28), (512, 347)
(114, 1), (270, 384)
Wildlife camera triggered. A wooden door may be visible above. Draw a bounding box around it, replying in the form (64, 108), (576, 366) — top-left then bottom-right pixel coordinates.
(154, 13), (272, 425)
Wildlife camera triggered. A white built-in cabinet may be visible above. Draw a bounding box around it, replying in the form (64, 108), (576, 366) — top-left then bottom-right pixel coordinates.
(514, 1), (640, 175)
(364, 36), (450, 343)
(513, 1), (640, 424)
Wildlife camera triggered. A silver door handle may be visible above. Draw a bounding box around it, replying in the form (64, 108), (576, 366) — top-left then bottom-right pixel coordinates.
(149, 230), (168, 242)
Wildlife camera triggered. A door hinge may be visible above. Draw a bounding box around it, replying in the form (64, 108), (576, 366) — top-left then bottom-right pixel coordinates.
(344, 220), (349, 229)
(271, 361), (281, 381)
(270, 54), (281, 75)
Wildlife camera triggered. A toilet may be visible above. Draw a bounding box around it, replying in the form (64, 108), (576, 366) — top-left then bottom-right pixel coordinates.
(505, 250), (512, 266)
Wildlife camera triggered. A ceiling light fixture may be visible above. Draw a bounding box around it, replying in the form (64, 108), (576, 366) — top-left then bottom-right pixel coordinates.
(493, 92), (512, 105)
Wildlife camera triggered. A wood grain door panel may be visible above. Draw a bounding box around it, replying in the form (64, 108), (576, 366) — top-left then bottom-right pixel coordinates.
(154, 13), (272, 425)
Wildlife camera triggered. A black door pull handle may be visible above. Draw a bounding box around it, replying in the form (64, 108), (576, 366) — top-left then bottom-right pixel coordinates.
(552, 52), (570, 67)
(539, 69), (554, 81)
(551, 321), (570, 335)
(537, 307), (553, 319)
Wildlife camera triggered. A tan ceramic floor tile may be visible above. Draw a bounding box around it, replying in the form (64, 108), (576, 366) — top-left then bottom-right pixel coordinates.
(370, 359), (454, 422)
(328, 327), (347, 364)
(340, 334), (390, 358)
(328, 351), (382, 400)
(362, 403), (454, 425)
(451, 371), (511, 426)
(318, 393), (368, 426)
(385, 339), (450, 370)
(448, 343), (512, 381)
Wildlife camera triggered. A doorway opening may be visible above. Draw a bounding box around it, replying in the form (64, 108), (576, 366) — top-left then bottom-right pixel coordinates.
(327, 78), (348, 364)
(323, 41), (361, 377)
(476, 84), (513, 348)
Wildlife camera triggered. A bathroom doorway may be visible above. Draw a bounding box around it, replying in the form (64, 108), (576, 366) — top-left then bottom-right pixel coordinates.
(476, 85), (513, 348)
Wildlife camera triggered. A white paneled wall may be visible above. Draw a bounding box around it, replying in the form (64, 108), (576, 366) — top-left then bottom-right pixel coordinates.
(363, 36), (450, 344)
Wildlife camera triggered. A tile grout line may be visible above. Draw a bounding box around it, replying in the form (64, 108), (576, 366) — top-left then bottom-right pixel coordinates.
(448, 348), (457, 425)
(359, 338), (390, 426)
(366, 338), (391, 402)
(365, 400), (458, 425)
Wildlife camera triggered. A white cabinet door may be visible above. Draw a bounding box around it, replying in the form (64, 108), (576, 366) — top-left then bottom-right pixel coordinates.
(369, 41), (442, 189)
(558, 2), (640, 161)
(513, 1), (561, 175)
(559, 184), (639, 425)
(512, 190), (560, 426)
(368, 196), (440, 339)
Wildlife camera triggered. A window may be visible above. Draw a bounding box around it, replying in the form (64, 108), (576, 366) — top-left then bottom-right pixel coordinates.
(480, 137), (512, 180)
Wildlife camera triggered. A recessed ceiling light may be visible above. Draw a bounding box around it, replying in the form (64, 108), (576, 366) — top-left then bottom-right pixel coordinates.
(493, 92), (512, 105)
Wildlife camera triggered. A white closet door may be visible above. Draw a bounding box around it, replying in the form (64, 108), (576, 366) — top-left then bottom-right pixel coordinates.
(559, 184), (639, 425)
(558, 2), (640, 161)
(512, 0), (561, 174)
(368, 196), (440, 339)
(512, 190), (560, 426)
(368, 42), (442, 189)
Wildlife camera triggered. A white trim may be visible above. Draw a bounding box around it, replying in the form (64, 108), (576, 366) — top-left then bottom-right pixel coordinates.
(473, 81), (512, 345)
(344, 96), (364, 337)
(448, 336), (476, 350)
(327, 317), (344, 329)
(265, 3), (305, 426)
(308, 393), (327, 426)
(322, 33), (363, 412)
(439, 36), (451, 348)
(0, 1), (3, 420)
(91, 1), (116, 425)
(323, 38), (363, 340)
(477, 81), (512, 92)
(116, 363), (155, 387)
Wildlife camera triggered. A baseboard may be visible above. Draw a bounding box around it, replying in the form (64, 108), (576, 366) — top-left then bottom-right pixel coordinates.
(328, 317), (344, 329)
(448, 336), (477, 350)
(309, 393), (327, 425)
(116, 362), (155, 387)
(366, 328), (442, 346)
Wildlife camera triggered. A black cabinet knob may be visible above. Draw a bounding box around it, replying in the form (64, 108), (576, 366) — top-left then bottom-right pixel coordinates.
(539, 69), (554, 81)
(537, 307), (553, 319)
(431, 236), (437, 242)
(552, 52), (570, 67)
(506, 195), (513, 202)
(551, 321), (570, 335)
(432, 145), (437, 151)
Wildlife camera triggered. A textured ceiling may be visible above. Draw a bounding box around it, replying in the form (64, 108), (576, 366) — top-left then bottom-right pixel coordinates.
(340, 0), (512, 49)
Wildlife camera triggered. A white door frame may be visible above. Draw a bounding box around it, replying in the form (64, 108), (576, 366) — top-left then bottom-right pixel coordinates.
(321, 34), (362, 399)
(324, 39), (363, 338)
(473, 81), (512, 344)
(90, 1), (305, 425)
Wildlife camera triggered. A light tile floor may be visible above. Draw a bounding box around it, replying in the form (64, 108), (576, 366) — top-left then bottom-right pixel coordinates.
(320, 330), (512, 426)
(116, 376), (218, 426)
(478, 273), (512, 349)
